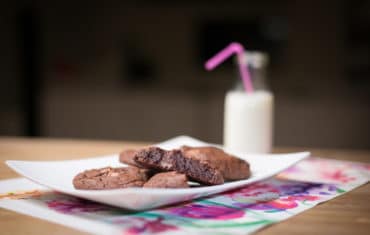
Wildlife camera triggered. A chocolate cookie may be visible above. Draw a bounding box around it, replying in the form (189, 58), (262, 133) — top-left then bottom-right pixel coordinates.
(134, 147), (224, 185)
(119, 149), (143, 167)
(180, 146), (250, 181)
(73, 166), (151, 190)
(144, 171), (188, 188)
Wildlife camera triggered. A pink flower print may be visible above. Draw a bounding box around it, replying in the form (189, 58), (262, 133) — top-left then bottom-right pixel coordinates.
(249, 199), (297, 211)
(245, 195), (319, 211)
(168, 203), (245, 220)
(267, 198), (298, 210)
(280, 158), (362, 184)
(229, 182), (321, 212)
(124, 217), (177, 235)
(321, 169), (356, 183)
(47, 197), (111, 214)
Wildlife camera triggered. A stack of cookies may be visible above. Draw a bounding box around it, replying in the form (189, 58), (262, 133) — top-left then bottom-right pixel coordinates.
(73, 146), (250, 190)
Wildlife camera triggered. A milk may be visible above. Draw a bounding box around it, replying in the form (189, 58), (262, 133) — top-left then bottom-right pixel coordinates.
(223, 90), (273, 153)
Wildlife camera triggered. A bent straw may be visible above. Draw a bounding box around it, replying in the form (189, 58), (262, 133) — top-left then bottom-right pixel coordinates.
(205, 42), (254, 93)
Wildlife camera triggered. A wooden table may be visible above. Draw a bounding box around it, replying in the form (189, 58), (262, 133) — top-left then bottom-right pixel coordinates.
(0, 137), (369, 235)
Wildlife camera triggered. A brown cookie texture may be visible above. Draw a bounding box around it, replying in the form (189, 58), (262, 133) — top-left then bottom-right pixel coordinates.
(143, 171), (188, 188)
(134, 147), (224, 185)
(180, 146), (250, 181)
(119, 149), (143, 167)
(73, 166), (150, 190)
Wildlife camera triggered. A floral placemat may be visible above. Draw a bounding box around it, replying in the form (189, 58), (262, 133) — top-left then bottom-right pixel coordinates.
(0, 157), (369, 235)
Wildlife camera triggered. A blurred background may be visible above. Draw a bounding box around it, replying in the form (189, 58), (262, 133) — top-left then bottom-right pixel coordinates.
(1, 0), (370, 149)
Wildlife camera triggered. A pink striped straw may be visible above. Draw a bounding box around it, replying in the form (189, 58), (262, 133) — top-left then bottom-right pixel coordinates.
(205, 42), (254, 93)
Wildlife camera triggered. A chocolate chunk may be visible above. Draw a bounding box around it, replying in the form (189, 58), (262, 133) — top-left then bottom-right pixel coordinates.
(73, 167), (150, 190)
(144, 171), (188, 188)
(180, 146), (250, 181)
(134, 147), (224, 185)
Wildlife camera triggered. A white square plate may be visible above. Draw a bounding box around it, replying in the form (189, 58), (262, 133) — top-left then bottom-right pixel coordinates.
(6, 136), (309, 210)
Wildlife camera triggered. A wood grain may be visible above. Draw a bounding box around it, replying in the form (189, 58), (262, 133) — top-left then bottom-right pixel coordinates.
(0, 137), (369, 235)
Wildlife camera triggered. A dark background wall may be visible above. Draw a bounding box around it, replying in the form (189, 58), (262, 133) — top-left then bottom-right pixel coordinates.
(1, 0), (370, 149)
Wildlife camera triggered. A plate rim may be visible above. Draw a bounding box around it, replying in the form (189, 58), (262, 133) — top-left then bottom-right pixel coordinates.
(6, 154), (310, 196)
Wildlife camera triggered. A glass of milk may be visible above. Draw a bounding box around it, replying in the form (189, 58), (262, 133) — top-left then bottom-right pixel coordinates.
(224, 51), (274, 153)
(224, 90), (273, 153)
